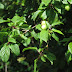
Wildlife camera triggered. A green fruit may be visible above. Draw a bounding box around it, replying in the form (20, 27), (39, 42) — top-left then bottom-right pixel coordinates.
(65, 5), (70, 11)
(41, 25), (47, 29)
(41, 21), (46, 25)
(41, 21), (47, 29)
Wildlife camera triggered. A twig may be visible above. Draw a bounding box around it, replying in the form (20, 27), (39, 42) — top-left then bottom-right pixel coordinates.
(22, 25), (37, 34)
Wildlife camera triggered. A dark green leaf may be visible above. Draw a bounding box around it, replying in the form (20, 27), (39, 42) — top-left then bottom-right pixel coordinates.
(44, 51), (56, 65)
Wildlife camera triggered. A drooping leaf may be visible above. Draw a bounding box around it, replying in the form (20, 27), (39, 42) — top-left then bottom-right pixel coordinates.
(41, 56), (46, 62)
(52, 28), (64, 35)
(44, 51), (56, 65)
(52, 33), (59, 42)
(9, 44), (20, 56)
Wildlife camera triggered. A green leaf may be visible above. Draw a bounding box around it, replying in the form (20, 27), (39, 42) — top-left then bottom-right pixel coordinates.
(38, 2), (46, 10)
(0, 44), (10, 62)
(52, 28), (64, 35)
(60, 36), (72, 42)
(36, 24), (42, 31)
(31, 10), (42, 21)
(20, 34), (27, 39)
(55, 7), (61, 14)
(52, 21), (63, 26)
(9, 44), (20, 56)
(0, 19), (9, 23)
(46, 9), (56, 24)
(11, 15), (20, 22)
(40, 30), (48, 42)
(68, 0), (72, 4)
(21, 0), (26, 6)
(52, 33), (59, 42)
(0, 3), (4, 9)
(62, 0), (68, 4)
(40, 10), (47, 20)
(41, 56), (46, 62)
(44, 51), (56, 65)
(42, 0), (51, 6)
(65, 50), (72, 63)
(11, 15), (24, 24)
(22, 38), (31, 47)
(31, 30), (39, 40)
(22, 47), (37, 52)
(8, 37), (16, 43)
(0, 32), (8, 43)
(68, 42), (72, 54)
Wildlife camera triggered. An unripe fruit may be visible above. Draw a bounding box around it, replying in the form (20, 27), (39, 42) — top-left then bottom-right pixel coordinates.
(41, 21), (47, 29)
(41, 21), (46, 25)
(65, 5), (70, 11)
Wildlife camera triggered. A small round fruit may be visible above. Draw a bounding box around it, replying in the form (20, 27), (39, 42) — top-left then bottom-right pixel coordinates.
(41, 21), (47, 29)
(41, 21), (46, 25)
(65, 5), (70, 11)
(41, 25), (47, 29)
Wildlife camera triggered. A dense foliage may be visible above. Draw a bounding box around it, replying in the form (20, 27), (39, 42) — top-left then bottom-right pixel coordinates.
(0, 0), (72, 72)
